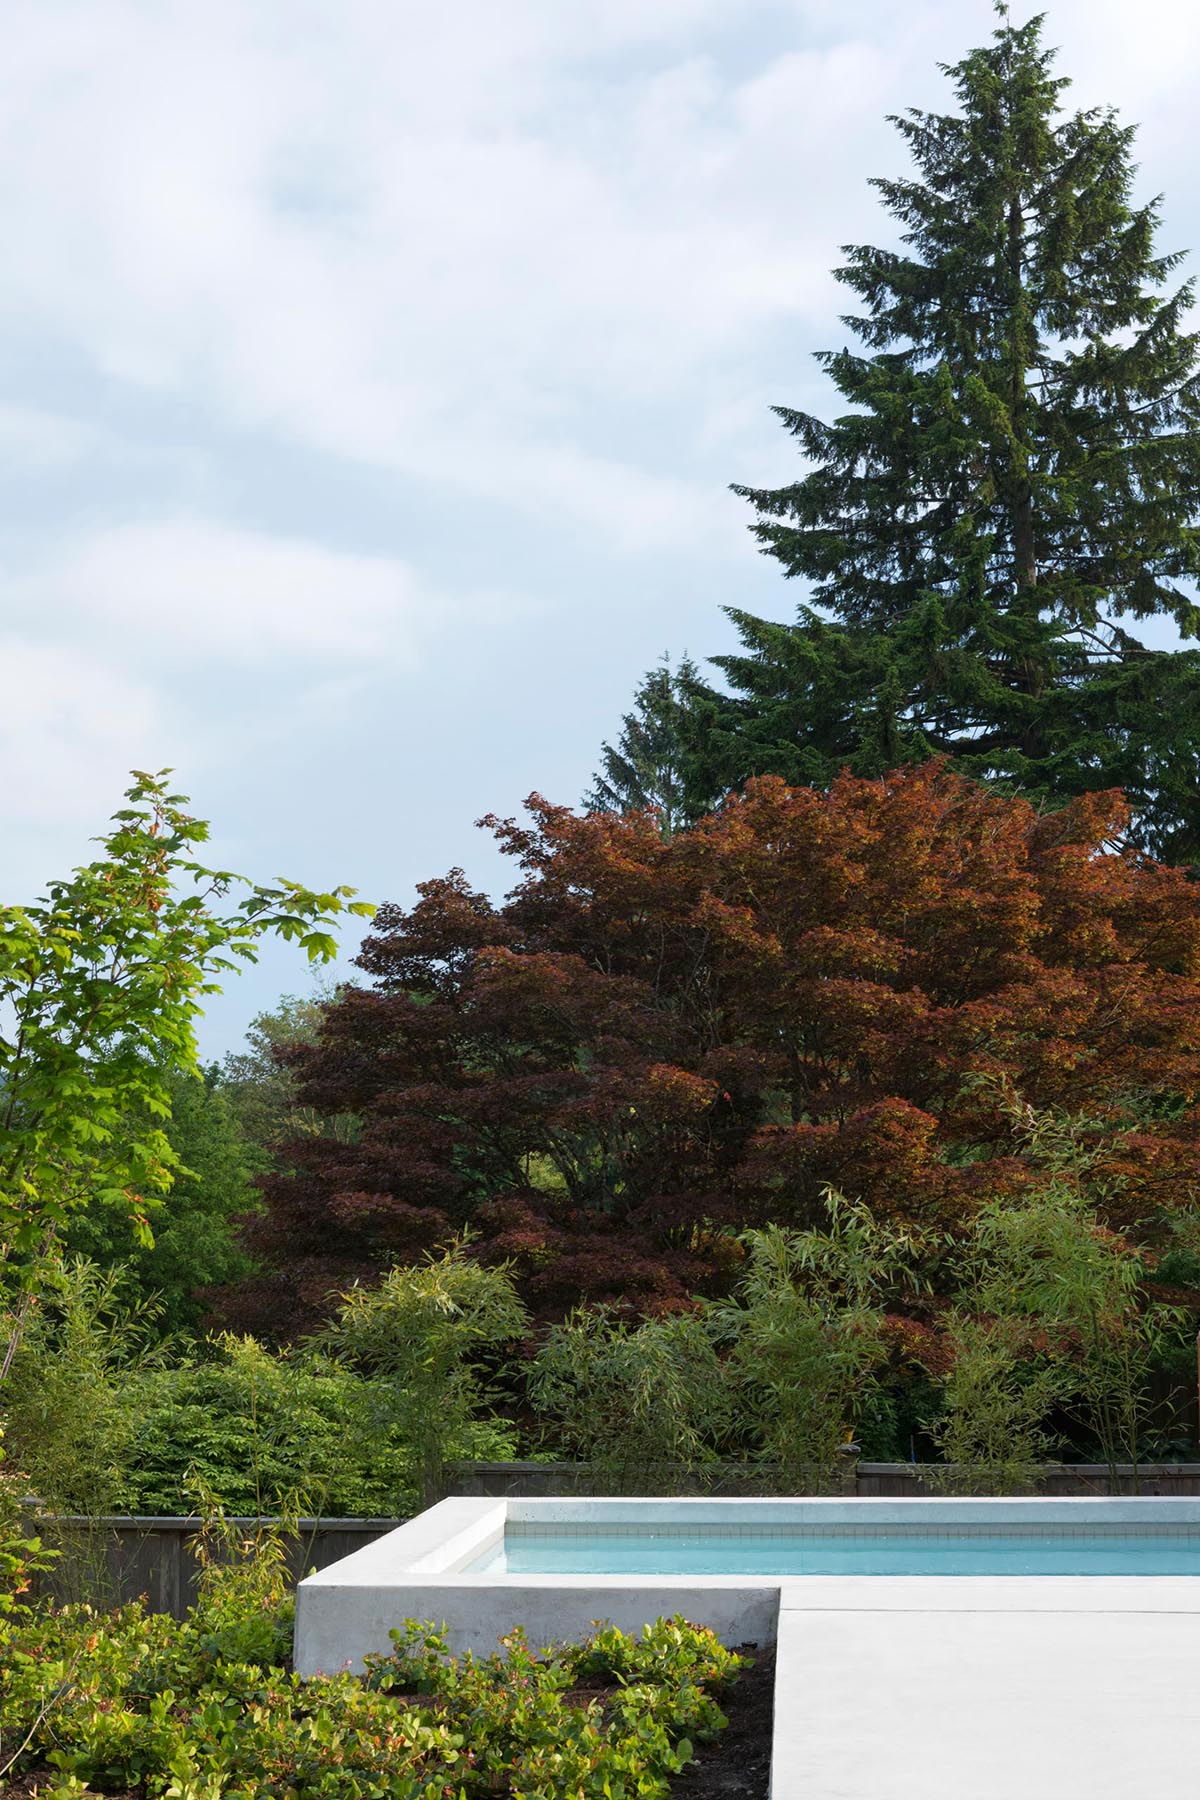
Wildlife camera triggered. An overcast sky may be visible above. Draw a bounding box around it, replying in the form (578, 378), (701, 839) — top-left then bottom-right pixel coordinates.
(4, 0), (1199, 1056)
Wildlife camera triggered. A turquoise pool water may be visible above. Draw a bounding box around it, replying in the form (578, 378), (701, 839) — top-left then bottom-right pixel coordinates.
(467, 1529), (1200, 1577)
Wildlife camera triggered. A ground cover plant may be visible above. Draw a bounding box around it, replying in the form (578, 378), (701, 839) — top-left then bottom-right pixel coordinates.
(0, 1506), (747, 1800)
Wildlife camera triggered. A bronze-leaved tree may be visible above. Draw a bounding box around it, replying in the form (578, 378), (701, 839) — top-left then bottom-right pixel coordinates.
(231, 763), (1200, 1340)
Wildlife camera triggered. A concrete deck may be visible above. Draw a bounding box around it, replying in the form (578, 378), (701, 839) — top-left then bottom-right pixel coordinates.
(771, 1579), (1200, 1800)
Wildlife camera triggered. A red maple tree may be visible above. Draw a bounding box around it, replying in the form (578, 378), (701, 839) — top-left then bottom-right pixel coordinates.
(221, 765), (1200, 1335)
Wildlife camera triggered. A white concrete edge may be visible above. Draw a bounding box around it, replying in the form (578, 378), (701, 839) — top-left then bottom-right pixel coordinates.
(296, 1495), (1200, 1593)
(505, 1495), (1200, 1525)
(299, 1499), (507, 1584)
(776, 1575), (1200, 1612)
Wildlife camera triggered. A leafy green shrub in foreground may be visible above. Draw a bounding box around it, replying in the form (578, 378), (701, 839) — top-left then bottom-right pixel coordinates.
(0, 1513), (744, 1798)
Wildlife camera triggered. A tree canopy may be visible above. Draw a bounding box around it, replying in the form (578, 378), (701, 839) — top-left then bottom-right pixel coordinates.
(230, 765), (1200, 1335)
(0, 771), (371, 1364)
(587, 655), (703, 837)
(675, 12), (1200, 860)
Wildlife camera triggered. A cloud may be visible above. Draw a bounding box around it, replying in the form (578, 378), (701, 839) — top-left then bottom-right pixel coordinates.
(0, 2), (921, 548)
(0, 405), (100, 470)
(0, 516), (494, 866)
(2, 0), (1196, 553)
(0, 640), (172, 844)
(33, 518), (424, 663)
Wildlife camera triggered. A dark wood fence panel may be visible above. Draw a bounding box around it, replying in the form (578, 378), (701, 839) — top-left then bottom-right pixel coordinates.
(34, 1517), (400, 1619)
(853, 1463), (1200, 1496)
(456, 1460), (1200, 1498)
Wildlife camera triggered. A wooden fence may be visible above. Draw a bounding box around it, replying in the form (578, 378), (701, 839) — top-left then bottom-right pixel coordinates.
(33, 1516), (398, 1619)
(451, 1459), (1200, 1498)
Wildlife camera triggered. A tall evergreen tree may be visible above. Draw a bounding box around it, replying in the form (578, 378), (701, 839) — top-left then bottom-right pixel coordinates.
(687, 8), (1200, 859)
(586, 654), (702, 835)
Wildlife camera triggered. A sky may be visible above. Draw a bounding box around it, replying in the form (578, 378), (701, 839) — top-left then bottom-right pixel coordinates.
(3, 0), (1199, 1056)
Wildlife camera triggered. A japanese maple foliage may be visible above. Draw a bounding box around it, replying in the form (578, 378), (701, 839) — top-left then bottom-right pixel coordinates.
(228, 765), (1200, 1334)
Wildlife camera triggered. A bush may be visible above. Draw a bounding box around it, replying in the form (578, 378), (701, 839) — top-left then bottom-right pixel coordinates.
(3, 1262), (520, 1522)
(530, 1306), (732, 1479)
(316, 1244), (529, 1507)
(1, 1260), (159, 1516)
(124, 1335), (517, 1518)
(714, 1203), (913, 1482)
(925, 1314), (1063, 1494)
(123, 1336), (414, 1518)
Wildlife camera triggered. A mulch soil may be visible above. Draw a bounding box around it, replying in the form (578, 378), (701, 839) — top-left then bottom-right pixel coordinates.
(670, 1644), (774, 1800)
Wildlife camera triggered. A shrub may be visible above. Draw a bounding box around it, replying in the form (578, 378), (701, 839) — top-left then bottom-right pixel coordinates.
(925, 1315), (1064, 1494)
(4, 1265), (522, 1524)
(1, 1259), (159, 1516)
(316, 1244), (529, 1507)
(530, 1306), (731, 1481)
(714, 1202), (915, 1483)
(122, 1336), (416, 1518)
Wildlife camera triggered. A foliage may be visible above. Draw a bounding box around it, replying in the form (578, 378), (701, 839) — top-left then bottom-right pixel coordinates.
(0, 1528), (743, 1800)
(1, 1259), (160, 1516)
(241, 764), (1200, 1333)
(220, 989), (358, 1163)
(714, 1204), (913, 1479)
(965, 1098), (1190, 1485)
(3, 1272), (516, 1520)
(316, 1244), (529, 1506)
(925, 1314), (1063, 1494)
(587, 654), (705, 837)
(187, 1508), (298, 1668)
(530, 1306), (731, 1479)
(676, 15), (1200, 861)
(0, 1428), (56, 1624)
(120, 1337), (422, 1519)
(0, 770), (371, 1372)
(67, 1068), (260, 1333)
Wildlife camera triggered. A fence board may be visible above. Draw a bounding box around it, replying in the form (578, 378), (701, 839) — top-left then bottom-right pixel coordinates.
(33, 1517), (400, 1619)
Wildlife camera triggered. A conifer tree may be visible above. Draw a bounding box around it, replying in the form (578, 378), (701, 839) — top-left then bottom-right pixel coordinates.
(586, 654), (701, 835)
(687, 9), (1200, 860)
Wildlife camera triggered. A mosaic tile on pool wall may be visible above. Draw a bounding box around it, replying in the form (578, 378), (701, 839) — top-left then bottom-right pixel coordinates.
(503, 1521), (1200, 1542)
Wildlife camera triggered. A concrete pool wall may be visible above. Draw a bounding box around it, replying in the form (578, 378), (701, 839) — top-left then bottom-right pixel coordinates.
(293, 1492), (1200, 1670)
(294, 1496), (783, 1671)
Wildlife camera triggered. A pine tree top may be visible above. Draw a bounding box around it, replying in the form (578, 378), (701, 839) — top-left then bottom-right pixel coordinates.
(686, 8), (1200, 861)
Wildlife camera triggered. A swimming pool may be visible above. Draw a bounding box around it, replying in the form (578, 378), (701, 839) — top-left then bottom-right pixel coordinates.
(295, 1493), (1200, 1678)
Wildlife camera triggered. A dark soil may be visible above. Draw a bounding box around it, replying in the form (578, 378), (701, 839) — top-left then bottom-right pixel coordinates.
(670, 1645), (774, 1800)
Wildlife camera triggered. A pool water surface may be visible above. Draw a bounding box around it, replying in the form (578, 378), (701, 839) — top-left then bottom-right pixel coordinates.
(466, 1527), (1200, 1577)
